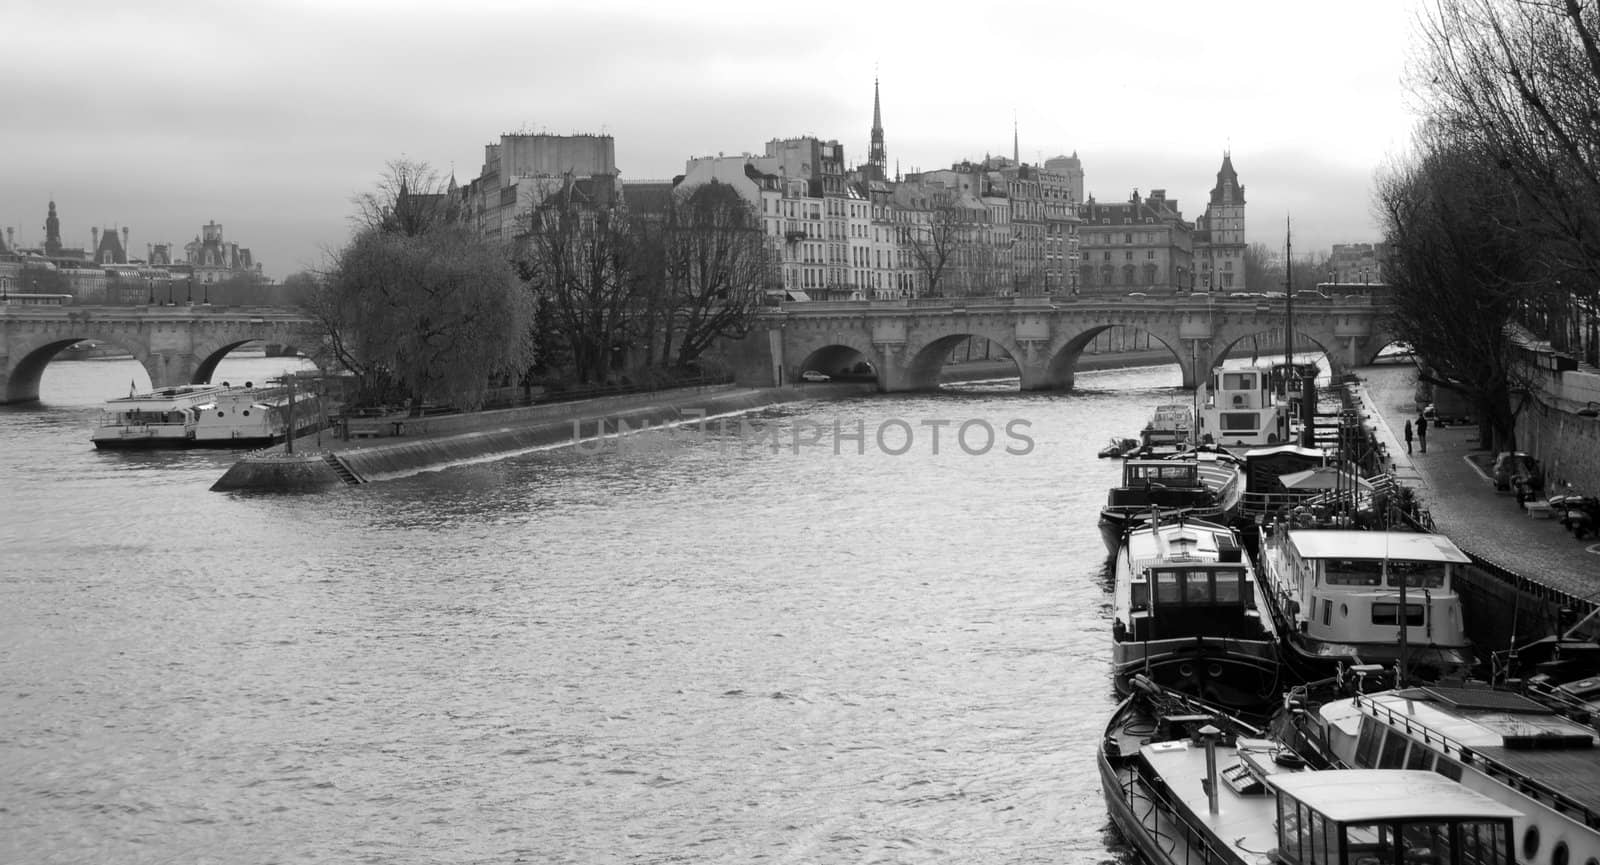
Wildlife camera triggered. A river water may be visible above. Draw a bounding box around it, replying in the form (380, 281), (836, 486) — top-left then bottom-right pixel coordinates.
(1, 354), (1185, 865)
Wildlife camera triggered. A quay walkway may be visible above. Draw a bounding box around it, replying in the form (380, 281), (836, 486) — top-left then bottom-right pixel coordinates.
(1350, 362), (1599, 607)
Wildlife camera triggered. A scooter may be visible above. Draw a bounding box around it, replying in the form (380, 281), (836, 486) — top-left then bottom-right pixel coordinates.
(1550, 493), (1600, 539)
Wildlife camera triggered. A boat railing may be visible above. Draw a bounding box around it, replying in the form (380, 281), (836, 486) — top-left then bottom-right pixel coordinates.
(1358, 696), (1600, 828)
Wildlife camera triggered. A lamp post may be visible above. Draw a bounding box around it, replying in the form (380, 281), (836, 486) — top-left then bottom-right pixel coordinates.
(1, 276), (8, 302)
(147, 276), (155, 305)
(186, 276), (193, 305)
(202, 277), (209, 305)
(166, 278), (173, 306)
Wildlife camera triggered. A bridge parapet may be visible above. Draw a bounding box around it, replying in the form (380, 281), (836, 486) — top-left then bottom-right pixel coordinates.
(0, 304), (321, 403)
(733, 291), (1393, 393)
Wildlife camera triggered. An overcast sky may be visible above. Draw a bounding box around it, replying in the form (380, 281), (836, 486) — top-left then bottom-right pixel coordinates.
(5, 0), (1426, 280)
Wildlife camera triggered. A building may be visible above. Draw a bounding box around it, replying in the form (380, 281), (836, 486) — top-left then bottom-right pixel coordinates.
(457, 133), (619, 244)
(1327, 242), (1387, 284)
(1077, 188), (1195, 295)
(184, 222), (263, 284)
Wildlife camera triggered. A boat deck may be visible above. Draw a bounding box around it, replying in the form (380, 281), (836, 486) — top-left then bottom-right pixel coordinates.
(1138, 736), (1294, 863)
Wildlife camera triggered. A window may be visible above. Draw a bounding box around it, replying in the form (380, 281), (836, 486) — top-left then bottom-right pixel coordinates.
(1372, 603), (1425, 626)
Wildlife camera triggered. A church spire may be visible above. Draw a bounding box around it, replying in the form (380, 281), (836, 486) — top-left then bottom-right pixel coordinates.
(868, 77), (887, 181)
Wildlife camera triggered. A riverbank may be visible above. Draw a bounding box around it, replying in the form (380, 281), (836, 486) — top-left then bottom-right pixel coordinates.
(212, 348), (1179, 492)
(210, 381), (875, 492)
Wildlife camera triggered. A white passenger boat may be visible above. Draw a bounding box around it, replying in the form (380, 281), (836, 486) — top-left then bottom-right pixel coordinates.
(1110, 516), (1282, 714)
(1257, 524), (1477, 682)
(92, 380), (325, 449)
(91, 384), (228, 448)
(1100, 676), (1522, 865)
(1286, 684), (1600, 865)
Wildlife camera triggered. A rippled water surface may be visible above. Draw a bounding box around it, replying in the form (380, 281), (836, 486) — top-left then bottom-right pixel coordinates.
(1, 356), (1185, 864)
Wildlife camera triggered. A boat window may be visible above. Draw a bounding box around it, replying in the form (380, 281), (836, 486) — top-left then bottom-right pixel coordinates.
(1379, 729), (1410, 768)
(1434, 755), (1463, 782)
(1353, 722), (1384, 768)
(1344, 822), (1396, 865)
(1325, 560), (1384, 586)
(1131, 582), (1149, 611)
(1309, 810), (1329, 865)
(1214, 570), (1242, 604)
(1223, 372), (1256, 390)
(1371, 603), (1424, 626)
(1155, 571), (1182, 605)
(1385, 562), (1446, 589)
(1401, 819), (1452, 865)
(1278, 798), (1303, 862)
(1184, 572), (1211, 604)
(1404, 744), (1433, 771)
(1461, 821), (1511, 865)
(1221, 412), (1259, 431)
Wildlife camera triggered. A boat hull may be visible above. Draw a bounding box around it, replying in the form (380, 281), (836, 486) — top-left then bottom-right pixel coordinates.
(1111, 639), (1282, 717)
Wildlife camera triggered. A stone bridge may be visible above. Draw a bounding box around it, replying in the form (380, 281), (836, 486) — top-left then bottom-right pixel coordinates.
(0, 305), (321, 403)
(729, 289), (1396, 392)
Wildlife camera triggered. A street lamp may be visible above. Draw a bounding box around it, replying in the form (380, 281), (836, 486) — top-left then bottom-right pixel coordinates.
(187, 276), (193, 305)
(1, 276), (8, 302)
(147, 276), (154, 305)
(166, 278), (173, 305)
(202, 277), (209, 305)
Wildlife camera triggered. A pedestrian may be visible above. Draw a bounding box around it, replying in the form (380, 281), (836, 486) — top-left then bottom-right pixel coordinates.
(1417, 414), (1429, 453)
(1403, 419), (1414, 455)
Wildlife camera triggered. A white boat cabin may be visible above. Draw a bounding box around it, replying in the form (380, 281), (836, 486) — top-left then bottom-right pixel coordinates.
(1272, 770), (1518, 865)
(1119, 520), (1260, 640)
(1195, 363), (1292, 448)
(1263, 528), (1473, 662)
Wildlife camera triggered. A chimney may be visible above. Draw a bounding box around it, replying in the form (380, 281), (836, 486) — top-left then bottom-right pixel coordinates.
(122, 227), (130, 263)
(92, 227), (100, 250)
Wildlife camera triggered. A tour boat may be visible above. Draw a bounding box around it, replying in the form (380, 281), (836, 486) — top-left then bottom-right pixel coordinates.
(1256, 524), (1477, 682)
(1283, 683), (1600, 865)
(1109, 516), (1283, 714)
(1100, 675), (1521, 865)
(1139, 402), (1194, 450)
(93, 380), (326, 449)
(1099, 447), (1245, 553)
(91, 384), (230, 448)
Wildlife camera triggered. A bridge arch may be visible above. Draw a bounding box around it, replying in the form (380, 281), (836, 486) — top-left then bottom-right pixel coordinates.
(190, 337), (323, 384)
(1042, 324), (1188, 390)
(1207, 326), (1342, 381)
(797, 343), (876, 381)
(904, 331), (1024, 391)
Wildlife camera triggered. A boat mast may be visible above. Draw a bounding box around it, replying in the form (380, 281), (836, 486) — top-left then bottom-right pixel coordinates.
(1284, 216), (1295, 392)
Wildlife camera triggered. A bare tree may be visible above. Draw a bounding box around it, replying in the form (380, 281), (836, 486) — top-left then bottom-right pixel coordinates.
(517, 176), (646, 384)
(352, 159), (455, 237)
(1376, 136), (1533, 451)
(658, 181), (772, 369)
(902, 189), (982, 297)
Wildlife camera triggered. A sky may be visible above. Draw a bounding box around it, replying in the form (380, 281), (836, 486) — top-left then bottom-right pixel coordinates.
(5, 0), (1428, 281)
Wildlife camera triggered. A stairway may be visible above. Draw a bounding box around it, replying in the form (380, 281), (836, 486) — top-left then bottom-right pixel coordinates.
(321, 452), (365, 485)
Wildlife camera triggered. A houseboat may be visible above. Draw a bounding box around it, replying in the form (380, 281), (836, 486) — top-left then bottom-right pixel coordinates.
(1100, 676), (1521, 865)
(1100, 448), (1245, 553)
(1285, 684), (1600, 865)
(1256, 525), (1477, 682)
(1193, 358), (1295, 449)
(1110, 516), (1282, 714)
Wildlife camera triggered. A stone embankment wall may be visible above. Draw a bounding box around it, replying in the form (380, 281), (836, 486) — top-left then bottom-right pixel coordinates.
(1512, 364), (1600, 493)
(211, 383), (868, 493)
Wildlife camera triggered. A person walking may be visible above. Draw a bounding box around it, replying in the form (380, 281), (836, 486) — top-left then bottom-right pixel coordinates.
(1404, 419), (1414, 454)
(1417, 414), (1429, 453)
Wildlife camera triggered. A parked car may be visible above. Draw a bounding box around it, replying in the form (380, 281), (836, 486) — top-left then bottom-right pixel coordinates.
(800, 370), (831, 382)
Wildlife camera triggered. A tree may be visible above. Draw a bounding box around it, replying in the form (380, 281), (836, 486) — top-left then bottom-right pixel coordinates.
(517, 176), (646, 384)
(1376, 136), (1532, 451)
(1243, 243), (1283, 294)
(657, 181), (773, 369)
(903, 189), (982, 297)
(1415, 0), (1600, 361)
(352, 158), (455, 237)
(314, 225), (533, 412)
(311, 158), (533, 412)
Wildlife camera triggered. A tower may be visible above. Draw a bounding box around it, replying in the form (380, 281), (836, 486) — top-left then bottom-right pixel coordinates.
(867, 77), (887, 182)
(1199, 152), (1248, 292)
(44, 201), (61, 256)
